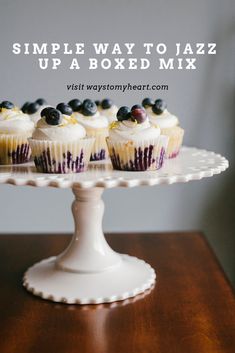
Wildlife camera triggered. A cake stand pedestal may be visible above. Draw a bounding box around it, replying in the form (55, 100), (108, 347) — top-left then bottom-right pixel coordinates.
(24, 187), (155, 304)
(0, 147), (228, 304)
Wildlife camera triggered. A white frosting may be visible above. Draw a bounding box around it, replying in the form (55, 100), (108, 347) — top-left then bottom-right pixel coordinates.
(148, 109), (179, 129)
(109, 118), (161, 142)
(0, 109), (34, 135)
(73, 111), (109, 129)
(29, 105), (49, 125)
(98, 105), (118, 123)
(32, 115), (86, 141)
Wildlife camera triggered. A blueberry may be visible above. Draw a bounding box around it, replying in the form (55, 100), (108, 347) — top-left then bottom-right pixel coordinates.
(36, 98), (47, 106)
(126, 112), (133, 120)
(83, 98), (93, 105)
(68, 99), (82, 112)
(101, 98), (113, 110)
(1, 101), (14, 110)
(82, 99), (97, 116)
(131, 108), (147, 124)
(45, 109), (62, 125)
(95, 100), (101, 107)
(116, 106), (130, 121)
(152, 99), (167, 115)
(21, 101), (31, 113)
(142, 98), (154, 108)
(131, 104), (142, 111)
(56, 103), (73, 116)
(40, 107), (55, 118)
(26, 102), (40, 114)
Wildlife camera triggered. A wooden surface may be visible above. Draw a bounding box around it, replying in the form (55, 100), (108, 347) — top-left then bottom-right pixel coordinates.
(0, 232), (234, 353)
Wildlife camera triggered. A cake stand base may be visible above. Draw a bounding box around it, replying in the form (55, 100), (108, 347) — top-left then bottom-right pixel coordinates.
(23, 187), (156, 304)
(23, 254), (155, 304)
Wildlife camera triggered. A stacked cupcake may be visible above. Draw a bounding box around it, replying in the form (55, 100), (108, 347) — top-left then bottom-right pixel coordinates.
(142, 98), (184, 158)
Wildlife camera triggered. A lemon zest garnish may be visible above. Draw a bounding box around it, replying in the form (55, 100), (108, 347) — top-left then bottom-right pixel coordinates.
(132, 119), (138, 126)
(0, 108), (9, 113)
(109, 121), (119, 130)
(3, 111), (16, 120)
(70, 116), (79, 124)
(58, 115), (78, 127)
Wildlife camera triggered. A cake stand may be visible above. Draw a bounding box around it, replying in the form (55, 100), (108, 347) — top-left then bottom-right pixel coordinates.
(0, 147), (228, 304)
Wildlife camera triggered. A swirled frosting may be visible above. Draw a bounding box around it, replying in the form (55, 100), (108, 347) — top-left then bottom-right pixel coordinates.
(73, 111), (109, 129)
(0, 109), (34, 135)
(148, 109), (179, 129)
(98, 105), (118, 123)
(109, 118), (161, 142)
(32, 114), (86, 141)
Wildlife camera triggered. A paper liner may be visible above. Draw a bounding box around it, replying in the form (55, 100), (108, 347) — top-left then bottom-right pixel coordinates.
(85, 127), (109, 161)
(106, 135), (169, 171)
(0, 134), (31, 165)
(160, 126), (184, 158)
(29, 138), (95, 174)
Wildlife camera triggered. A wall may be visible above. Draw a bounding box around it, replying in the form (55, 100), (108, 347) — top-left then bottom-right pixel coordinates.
(0, 0), (234, 284)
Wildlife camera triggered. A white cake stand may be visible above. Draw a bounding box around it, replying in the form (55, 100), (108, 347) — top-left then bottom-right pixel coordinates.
(0, 147), (228, 304)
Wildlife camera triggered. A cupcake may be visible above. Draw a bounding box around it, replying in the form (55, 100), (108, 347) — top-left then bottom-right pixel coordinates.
(29, 104), (94, 174)
(21, 98), (49, 125)
(95, 98), (118, 123)
(71, 99), (109, 161)
(142, 98), (184, 158)
(0, 101), (34, 165)
(106, 105), (168, 171)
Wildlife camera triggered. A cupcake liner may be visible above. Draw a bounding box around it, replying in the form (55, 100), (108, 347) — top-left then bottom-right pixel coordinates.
(106, 135), (169, 171)
(160, 126), (184, 158)
(0, 134), (31, 165)
(29, 138), (95, 174)
(85, 127), (109, 161)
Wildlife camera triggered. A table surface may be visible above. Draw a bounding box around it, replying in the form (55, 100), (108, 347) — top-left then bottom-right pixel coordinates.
(0, 232), (234, 353)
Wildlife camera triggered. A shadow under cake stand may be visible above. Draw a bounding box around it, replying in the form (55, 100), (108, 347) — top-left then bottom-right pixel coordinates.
(0, 147), (229, 304)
